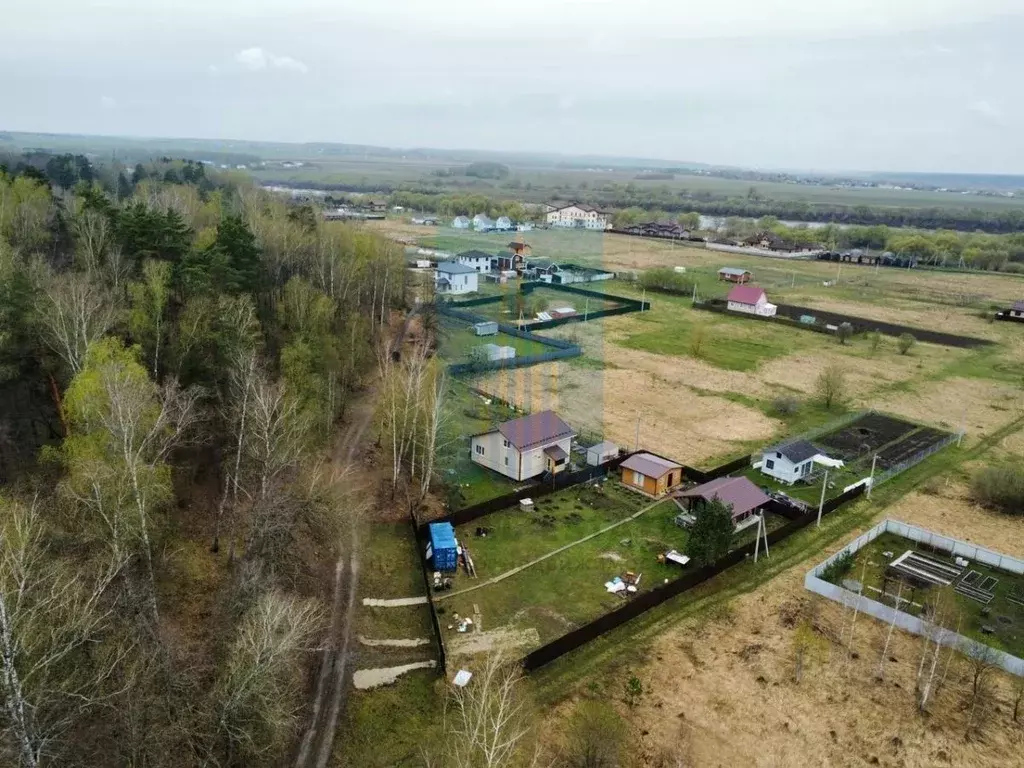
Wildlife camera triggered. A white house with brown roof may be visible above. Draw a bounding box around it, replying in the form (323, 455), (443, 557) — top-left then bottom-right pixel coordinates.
(470, 411), (576, 481)
(545, 203), (612, 230)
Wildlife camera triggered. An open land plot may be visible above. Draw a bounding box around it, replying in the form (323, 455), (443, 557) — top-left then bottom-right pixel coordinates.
(451, 286), (624, 326)
(821, 530), (1024, 658)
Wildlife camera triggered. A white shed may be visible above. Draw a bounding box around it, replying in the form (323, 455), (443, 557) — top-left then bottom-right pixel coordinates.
(586, 441), (619, 466)
(473, 321), (498, 336)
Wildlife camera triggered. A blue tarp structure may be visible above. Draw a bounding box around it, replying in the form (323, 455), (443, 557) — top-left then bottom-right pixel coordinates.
(429, 522), (458, 571)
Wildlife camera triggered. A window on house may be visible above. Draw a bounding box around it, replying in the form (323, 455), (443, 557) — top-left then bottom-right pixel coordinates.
(504, 456), (509, 466)
(633, 471), (647, 485)
(765, 459), (775, 470)
(475, 445), (484, 456)
(776, 452), (782, 459)
(502, 439), (509, 448)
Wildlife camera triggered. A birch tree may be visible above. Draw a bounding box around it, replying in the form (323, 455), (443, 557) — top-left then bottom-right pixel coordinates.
(62, 338), (200, 630)
(212, 590), (322, 766)
(38, 271), (116, 377)
(440, 652), (539, 768)
(0, 497), (125, 768)
(128, 259), (173, 378)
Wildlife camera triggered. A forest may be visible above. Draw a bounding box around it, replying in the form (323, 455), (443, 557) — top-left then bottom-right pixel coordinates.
(0, 151), (408, 766)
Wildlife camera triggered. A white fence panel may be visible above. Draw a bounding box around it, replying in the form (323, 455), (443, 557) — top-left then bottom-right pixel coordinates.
(805, 518), (1024, 677)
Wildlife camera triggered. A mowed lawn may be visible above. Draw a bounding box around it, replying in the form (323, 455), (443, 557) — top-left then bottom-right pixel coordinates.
(438, 317), (551, 361)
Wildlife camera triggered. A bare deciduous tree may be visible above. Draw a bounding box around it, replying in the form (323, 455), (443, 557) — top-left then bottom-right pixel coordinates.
(440, 652), (539, 768)
(964, 642), (1000, 738)
(0, 497), (126, 768)
(213, 590), (322, 766)
(38, 271), (116, 377)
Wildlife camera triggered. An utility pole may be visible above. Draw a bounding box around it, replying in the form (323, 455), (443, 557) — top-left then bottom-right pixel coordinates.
(634, 409), (641, 452)
(754, 514), (770, 562)
(584, 297), (589, 322)
(691, 282), (697, 304)
(641, 287), (647, 311)
(817, 468), (830, 527)
(958, 402), (967, 447)
(867, 454), (878, 498)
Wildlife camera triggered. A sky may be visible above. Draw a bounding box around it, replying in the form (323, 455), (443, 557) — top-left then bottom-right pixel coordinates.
(3, 0), (1024, 173)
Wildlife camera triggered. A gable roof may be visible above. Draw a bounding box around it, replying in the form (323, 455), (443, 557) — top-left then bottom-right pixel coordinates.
(493, 410), (575, 451)
(621, 452), (682, 478)
(676, 476), (769, 520)
(436, 261), (478, 275)
(769, 439), (820, 464)
(1012, 300), (1024, 311)
(718, 267), (751, 276)
(726, 284), (766, 305)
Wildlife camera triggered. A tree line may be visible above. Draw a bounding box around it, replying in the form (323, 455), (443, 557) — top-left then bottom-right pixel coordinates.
(0, 151), (406, 766)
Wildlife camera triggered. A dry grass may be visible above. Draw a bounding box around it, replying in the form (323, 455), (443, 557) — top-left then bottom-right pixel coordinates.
(619, 565), (1024, 768)
(475, 361), (780, 465)
(886, 480), (1024, 555)
(884, 378), (1024, 438)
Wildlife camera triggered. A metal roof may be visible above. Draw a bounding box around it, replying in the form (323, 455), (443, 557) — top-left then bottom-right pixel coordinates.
(457, 250), (493, 260)
(769, 440), (821, 464)
(543, 445), (569, 461)
(676, 476), (769, 520)
(436, 261), (478, 274)
(588, 440), (619, 455)
(1013, 300), (1024, 312)
(495, 410), (575, 451)
(718, 267), (751, 275)
(726, 284), (767, 305)
(620, 452), (682, 478)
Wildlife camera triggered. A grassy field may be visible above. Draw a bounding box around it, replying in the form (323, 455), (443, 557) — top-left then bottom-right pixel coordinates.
(341, 216), (1024, 766)
(822, 530), (1024, 658)
(437, 479), (790, 652)
(437, 316), (550, 361)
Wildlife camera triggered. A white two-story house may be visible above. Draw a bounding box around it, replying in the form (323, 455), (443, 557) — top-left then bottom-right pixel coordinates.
(470, 410), (575, 481)
(545, 203), (612, 230)
(455, 250), (493, 273)
(435, 262), (479, 295)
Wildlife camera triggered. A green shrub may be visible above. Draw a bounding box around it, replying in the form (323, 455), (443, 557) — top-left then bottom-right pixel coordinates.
(771, 395), (801, 417)
(821, 550), (855, 583)
(638, 267), (692, 295)
(970, 464), (1024, 515)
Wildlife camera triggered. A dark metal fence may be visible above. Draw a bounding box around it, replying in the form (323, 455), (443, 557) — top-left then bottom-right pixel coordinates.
(520, 484), (866, 672)
(422, 454), (631, 535)
(408, 509), (447, 675)
(695, 299), (993, 349)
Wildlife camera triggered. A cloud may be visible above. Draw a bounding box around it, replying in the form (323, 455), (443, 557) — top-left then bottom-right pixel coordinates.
(968, 99), (1004, 123)
(207, 64), (220, 75)
(234, 47), (308, 73)
(100, 95), (116, 109)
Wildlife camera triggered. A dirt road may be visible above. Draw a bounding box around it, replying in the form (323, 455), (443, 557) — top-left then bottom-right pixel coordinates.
(295, 311), (415, 768)
(294, 395), (375, 768)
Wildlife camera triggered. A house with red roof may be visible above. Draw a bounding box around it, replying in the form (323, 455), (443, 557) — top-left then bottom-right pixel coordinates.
(674, 476), (770, 530)
(470, 410), (576, 481)
(726, 284), (777, 317)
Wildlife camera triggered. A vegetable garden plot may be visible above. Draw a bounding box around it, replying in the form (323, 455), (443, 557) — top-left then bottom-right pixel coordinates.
(876, 427), (952, 469)
(814, 412), (921, 461)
